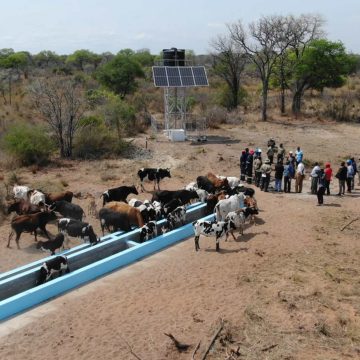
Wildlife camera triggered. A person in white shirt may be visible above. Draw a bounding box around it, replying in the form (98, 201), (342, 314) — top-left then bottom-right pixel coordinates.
(310, 162), (321, 194)
(295, 161), (305, 193)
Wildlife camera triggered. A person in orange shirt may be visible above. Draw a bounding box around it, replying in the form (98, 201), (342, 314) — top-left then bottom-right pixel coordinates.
(324, 162), (333, 195)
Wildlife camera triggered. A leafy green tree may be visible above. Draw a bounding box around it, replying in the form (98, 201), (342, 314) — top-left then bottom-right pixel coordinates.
(291, 39), (355, 113)
(2, 123), (54, 165)
(66, 49), (101, 71)
(133, 49), (154, 67)
(96, 52), (144, 98)
(33, 50), (61, 68)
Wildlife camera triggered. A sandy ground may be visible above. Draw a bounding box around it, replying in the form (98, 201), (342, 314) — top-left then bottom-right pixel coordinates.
(0, 118), (360, 359)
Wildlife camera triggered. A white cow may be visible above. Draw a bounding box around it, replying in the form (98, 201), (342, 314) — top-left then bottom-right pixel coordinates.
(13, 185), (31, 200)
(28, 189), (46, 206)
(214, 193), (245, 221)
(225, 207), (259, 235)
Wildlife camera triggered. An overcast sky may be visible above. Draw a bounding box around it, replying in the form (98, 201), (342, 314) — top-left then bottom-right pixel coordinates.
(1, 0), (359, 55)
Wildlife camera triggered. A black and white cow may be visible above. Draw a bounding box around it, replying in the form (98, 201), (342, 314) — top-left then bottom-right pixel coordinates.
(167, 205), (186, 229)
(139, 221), (158, 243)
(151, 190), (199, 206)
(37, 256), (70, 285)
(192, 219), (236, 252)
(137, 168), (171, 191)
(224, 207), (259, 236)
(101, 185), (138, 206)
(58, 218), (99, 245)
(36, 233), (66, 255)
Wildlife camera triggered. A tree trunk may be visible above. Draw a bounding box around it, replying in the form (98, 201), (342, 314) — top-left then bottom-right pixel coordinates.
(231, 79), (239, 109)
(261, 82), (268, 121)
(292, 89), (303, 115)
(280, 88), (285, 114)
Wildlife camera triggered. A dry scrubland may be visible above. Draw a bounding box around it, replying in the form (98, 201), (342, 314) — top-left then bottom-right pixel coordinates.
(0, 118), (360, 360)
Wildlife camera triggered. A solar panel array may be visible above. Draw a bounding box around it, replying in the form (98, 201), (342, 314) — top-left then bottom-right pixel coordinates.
(152, 66), (209, 87)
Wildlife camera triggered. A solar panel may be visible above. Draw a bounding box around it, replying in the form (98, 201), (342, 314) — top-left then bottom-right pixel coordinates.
(153, 67), (168, 87)
(192, 66), (209, 86)
(152, 66), (208, 87)
(179, 67), (195, 86)
(166, 67), (182, 87)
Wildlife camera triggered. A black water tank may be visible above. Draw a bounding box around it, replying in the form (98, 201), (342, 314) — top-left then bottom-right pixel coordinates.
(162, 48), (185, 66)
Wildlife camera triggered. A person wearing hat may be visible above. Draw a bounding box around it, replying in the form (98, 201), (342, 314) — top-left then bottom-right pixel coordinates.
(335, 161), (347, 196)
(346, 159), (354, 193)
(253, 152), (263, 187)
(260, 158), (272, 192)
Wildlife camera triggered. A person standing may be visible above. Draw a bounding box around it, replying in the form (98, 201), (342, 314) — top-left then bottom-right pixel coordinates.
(267, 145), (275, 165)
(324, 163), (333, 195)
(274, 159), (284, 192)
(350, 157), (357, 190)
(246, 149), (254, 183)
(310, 162), (321, 194)
(277, 143), (285, 162)
(240, 150), (247, 181)
(295, 160), (305, 193)
(288, 151), (296, 169)
(283, 160), (295, 193)
(346, 159), (354, 193)
(295, 146), (303, 167)
(316, 169), (326, 206)
(260, 159), (272, 192)
(253, 154), (262, 187)
(335, 161), (347, 196)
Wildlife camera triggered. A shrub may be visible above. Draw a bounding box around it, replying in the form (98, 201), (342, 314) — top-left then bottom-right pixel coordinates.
(2, 123), (54, 165)
(205, 106), (228, 128)
(73, 116), (130, 159)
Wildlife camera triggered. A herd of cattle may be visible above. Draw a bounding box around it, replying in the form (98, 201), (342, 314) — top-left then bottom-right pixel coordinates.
(5, 167), (259, 284)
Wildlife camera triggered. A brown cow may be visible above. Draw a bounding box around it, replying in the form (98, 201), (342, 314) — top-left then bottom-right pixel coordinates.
(45, 191), (73, 205)
(206, 190), (227, 215)
(104, 201), (144, 227)
(7, 211), (57, 249)
(7, 199), (42, 215)
(207, 172), (230, 189)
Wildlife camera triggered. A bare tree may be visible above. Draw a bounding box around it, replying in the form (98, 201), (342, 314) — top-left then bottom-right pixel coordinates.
(229, 16), (293, 121)
(210, 34), (247, 109)
(30, 77), (86, 157)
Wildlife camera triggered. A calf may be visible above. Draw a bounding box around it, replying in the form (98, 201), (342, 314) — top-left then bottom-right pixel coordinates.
(36, 233), (66, 255)
(98, 208), (131, 235)
(37, 256), (70, 286)
(58, 218), (98, 245)
(50, 200), (84, 221)
(8, 211), (57, 249)
(167, 205), (186, 229)
(225, 207), (259, 236)
(101, 185), (138, 206)
(151, 200), (164, 220)
(206, 191), (227, 215)
(139, 221), (158, 243)
(138, 168), (171, 191)
(128, 198), (144, 208)
(185, 181), (198, 191)
(192, 219), (236, 251)
(196, 189), (208, 202)
(129, 199), (157, 223)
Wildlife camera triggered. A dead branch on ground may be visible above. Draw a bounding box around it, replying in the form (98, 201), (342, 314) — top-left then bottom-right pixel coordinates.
(191, 341), (201, 359)
(340, 217), (359, 231)
(201, 319), (224, 360)
(164, 333), (191, 352)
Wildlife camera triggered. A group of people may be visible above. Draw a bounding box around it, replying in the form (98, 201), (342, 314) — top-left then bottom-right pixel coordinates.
(239, 139), (359, 206)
